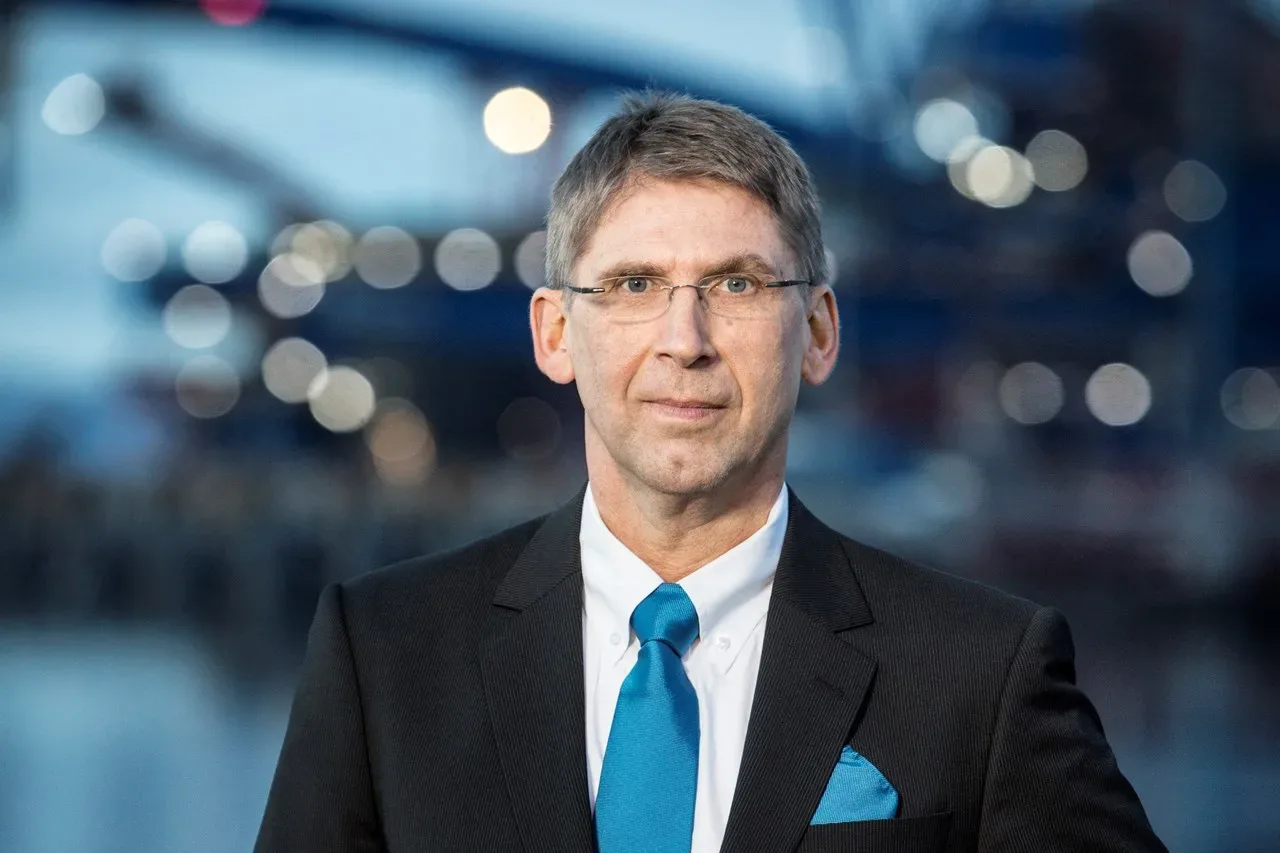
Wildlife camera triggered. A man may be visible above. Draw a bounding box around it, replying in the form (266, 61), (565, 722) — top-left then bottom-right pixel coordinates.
(255, 92), (1166, 852)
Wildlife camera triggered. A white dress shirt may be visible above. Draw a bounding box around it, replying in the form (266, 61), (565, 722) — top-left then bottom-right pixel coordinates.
(580, 482), (788, 853)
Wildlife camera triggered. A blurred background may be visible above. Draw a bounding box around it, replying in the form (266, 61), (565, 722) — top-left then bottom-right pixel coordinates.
(1, 0), (1278, 850)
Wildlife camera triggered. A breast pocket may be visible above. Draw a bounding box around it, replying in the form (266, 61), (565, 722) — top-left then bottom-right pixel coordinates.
(795, 811), (952, 852)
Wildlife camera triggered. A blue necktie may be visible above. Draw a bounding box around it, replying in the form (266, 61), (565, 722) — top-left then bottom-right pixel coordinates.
(594, 583), (700, 853)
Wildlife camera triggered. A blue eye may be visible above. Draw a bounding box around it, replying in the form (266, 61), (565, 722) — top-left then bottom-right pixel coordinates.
(620, 277), (651, 294)
(717, 275), (757, 294)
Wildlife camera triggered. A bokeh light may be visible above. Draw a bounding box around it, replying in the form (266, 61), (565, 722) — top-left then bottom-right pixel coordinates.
(514, 230), (547, 290)
(162, 285), (233, 350)
(954, 360), (1003, 424)
(42, 74), (105, 136)
(945, 136), (988, 200)
(308, 365), (377, 433)
(175, 355), (241, 419)
(967, 144), (1034, 208)
(913, 98), (978, 162)
(270, 223), (303, 257)
(101, 218), (166, 282)
(258, 255), (326, 318)
(497, 397), (561, 461)
(483, 87), (553, 154)
(1221, 368), (1280, 430)
(998, 362), (1065, 425)
(1127, 230), (1193, 297)
(1086, 363), (1152, 426)
(291, 221), (353, 283)
(261, 337), (327, 404)
(365, 398), (437, 486)
(1164, 159), (1227, 222)
(354, 226), (421, 289)
(435, 228), (501, 291)
(181, 221), (248, 284)
(1025, 129), (1088, 192)
(199, 0), (267, 27)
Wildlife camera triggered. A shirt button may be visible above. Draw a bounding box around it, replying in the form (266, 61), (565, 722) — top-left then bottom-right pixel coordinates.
(715, 635), (731, 651)
(609, 632), (622, 646)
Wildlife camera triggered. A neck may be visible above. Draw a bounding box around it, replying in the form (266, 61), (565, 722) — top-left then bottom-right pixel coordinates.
(587, 457), (786, 584)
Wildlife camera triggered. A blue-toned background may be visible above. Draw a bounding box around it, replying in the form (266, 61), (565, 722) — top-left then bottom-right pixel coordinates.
(1, 1), (1278, 850)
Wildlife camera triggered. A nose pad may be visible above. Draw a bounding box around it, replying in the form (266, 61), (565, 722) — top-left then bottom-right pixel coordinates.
(666, 284), (708, 315)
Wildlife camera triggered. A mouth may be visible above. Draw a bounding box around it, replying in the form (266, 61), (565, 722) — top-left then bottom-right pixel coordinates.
(644, 398), (728, 421)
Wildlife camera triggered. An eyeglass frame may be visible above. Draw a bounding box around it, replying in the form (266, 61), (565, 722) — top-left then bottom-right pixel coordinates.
(562, 273), (810, 306)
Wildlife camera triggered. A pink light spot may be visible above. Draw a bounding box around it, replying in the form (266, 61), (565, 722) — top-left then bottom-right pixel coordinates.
(199, 0), (267, 27)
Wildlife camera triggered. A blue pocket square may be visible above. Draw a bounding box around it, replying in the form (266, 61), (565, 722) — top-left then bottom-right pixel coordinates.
(809, 745), (899, 825)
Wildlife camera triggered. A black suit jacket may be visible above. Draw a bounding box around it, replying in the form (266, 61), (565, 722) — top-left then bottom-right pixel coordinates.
(255, 486), (1166, 852)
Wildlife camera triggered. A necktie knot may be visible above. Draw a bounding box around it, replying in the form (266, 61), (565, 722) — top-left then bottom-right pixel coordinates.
(631, 583), (699, 657)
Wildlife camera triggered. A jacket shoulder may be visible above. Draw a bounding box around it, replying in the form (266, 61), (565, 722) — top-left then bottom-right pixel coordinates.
(339, 513), (546, 621)
(839, 534), (1043, 640)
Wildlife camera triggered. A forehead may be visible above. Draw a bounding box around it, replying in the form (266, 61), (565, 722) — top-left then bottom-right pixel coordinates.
(577, 178), (793, 277)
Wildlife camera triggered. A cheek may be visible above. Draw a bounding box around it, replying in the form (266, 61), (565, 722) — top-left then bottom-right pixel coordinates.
(570, 323), (640, 405)
(733, 321), (802, 407)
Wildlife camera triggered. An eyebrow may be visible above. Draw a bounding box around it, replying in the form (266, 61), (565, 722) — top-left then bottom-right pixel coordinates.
(595, 252), (780, 281)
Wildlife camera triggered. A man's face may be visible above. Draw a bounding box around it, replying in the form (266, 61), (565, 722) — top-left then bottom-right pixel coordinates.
(534, 178), (838, 498)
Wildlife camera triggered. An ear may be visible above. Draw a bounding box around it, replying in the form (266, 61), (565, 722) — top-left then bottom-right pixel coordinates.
(530, 287), (575, 385)
(801, 285), (840, 385)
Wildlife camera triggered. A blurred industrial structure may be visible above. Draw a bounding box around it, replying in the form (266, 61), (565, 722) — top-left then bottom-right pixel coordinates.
(1, 1), (1278, 850)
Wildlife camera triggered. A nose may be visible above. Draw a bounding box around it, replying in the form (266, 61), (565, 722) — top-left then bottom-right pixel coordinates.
(654, 285), (716, 367)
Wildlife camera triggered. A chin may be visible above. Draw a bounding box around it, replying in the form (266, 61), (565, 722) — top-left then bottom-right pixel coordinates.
(632, 453), (737, 497)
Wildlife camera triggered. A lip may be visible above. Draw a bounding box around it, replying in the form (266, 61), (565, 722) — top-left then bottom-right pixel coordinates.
(645, 399), (727, 420)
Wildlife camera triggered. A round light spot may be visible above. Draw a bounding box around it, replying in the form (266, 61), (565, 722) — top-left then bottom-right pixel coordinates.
(354, 226), (421, 289)
(998, 362), (1065, 425)
(163, 284), (233, 349)
(42, 74), (105, 136)
(1163, 160), (1227, 223)
(258, 255), (325, 318)
(967, 145), (1034, 208)
(1086, 363), (1152, 427)
(435, 228), (501, 291)
(913, 99), (978, 163)
(1025, 129), (1088, 192)
(182, 220), (248, 284)
(261, 337), (327, 404)
(497, 397), (561, 461)
(101, 218), (166, 282)
(514, 230), (547, 290)
(954, 360), (1003, 424)
(199, 0), (267, 26)
(945, 136), (988, 200)
(308, 365), (376, 433)
(176, 355), (240, 419)
(270, 223), (303, 257)
(483, 87), (553, 154)
(364, 398), (437, 485)
(292, 220), (353, 282)
(1221, 368), (1280, 430)
(1127, 231), (1193, 297)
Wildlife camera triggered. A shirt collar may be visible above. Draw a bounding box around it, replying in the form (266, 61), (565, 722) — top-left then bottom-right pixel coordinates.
(579, 482), (788, 674)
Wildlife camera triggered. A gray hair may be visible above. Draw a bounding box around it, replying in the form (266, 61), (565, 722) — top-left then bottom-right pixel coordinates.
(544, 91), (827, 292)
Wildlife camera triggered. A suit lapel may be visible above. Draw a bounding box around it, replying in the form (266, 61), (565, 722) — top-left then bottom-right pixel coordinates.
(719, 490), (877, 853)
(478, 486), (877, 853)
(479, 487), (597, 853)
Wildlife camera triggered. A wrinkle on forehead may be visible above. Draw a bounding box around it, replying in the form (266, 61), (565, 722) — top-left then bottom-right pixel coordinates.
(574, 177), (796, 284)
